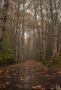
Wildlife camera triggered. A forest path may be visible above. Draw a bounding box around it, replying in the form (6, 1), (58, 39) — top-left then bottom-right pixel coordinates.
(0, 60), (61, 90)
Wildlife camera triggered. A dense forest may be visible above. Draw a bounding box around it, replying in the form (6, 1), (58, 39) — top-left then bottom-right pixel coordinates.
(0, 0), (61, 67)
(0, 0), (61, 90)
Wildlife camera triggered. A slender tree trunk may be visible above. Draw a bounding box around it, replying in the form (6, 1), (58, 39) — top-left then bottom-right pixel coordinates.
(15, 0), (20, 62)
(49, 0), (55, 62)
(33, 0), (42, 60)
(21, 0), (25, 61)
(40, 0), (44, 60)
(49, 0), (58, 62)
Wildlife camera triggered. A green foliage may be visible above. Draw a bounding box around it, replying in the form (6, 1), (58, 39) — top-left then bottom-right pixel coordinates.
(54, 55), (61, 68)
(0, 7), (3, 17)
(43, 60), (52, 68)
(43, 54), (61, 70)
(0, 38), (14, 64)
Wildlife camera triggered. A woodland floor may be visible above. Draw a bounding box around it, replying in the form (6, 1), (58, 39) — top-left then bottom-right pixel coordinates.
(0, 60), (61, 90)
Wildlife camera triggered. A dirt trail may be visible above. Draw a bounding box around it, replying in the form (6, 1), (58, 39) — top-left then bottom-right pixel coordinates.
(0, 60), (61, 90)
